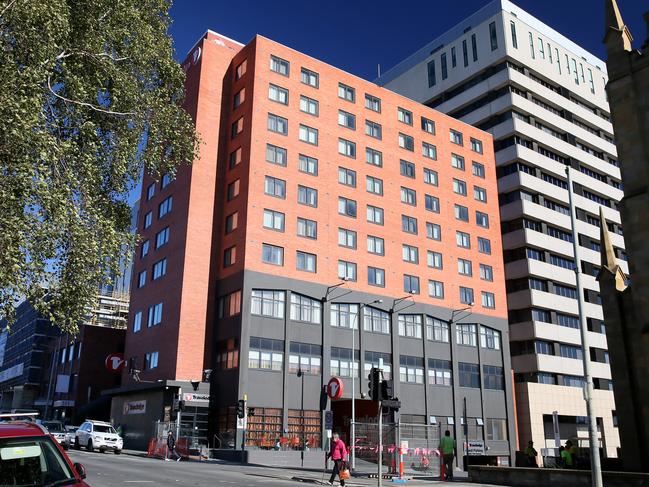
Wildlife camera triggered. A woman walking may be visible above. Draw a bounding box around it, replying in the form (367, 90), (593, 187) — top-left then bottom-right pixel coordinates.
(326, 433), (348, 486)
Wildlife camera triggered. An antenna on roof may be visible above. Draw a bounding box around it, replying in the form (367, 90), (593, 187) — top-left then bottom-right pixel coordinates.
(377, 64), (381, 78)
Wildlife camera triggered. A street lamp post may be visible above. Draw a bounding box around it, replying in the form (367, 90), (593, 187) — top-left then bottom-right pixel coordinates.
(297, 367), (305, 468)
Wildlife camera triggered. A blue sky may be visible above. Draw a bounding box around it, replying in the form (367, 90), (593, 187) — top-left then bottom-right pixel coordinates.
(168, 0), (647, 80)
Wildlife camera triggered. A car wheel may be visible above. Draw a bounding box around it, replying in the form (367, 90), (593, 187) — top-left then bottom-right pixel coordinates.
(63, 443), (69, 451)
(114, 449), (121, 455)
(87, 439), (93, 452)
(75, 438), (80, 450)
(100, 447), (106, 454)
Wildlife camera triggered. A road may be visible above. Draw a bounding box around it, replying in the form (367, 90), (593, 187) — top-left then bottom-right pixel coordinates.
(66, 449), (504, 486)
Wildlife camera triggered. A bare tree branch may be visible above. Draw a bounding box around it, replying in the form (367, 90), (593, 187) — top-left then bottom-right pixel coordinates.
(41, 50), (129, 68)
(47, 76), (135, 117)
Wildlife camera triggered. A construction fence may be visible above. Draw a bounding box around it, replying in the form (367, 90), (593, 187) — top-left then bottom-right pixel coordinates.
(147, 421), (209, 460)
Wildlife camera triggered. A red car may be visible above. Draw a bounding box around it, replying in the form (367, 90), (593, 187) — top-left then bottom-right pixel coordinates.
(0, 419), (90, 486)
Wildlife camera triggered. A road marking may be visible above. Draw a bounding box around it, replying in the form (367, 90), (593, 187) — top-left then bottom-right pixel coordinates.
(123, 482), (154, 483)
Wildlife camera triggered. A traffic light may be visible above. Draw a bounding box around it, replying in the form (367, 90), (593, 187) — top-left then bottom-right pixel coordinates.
(178, 400), (185, 412)
(368, 367), (381, 402)
(236, 399), (246, 419)
(380, 379), (392, 401)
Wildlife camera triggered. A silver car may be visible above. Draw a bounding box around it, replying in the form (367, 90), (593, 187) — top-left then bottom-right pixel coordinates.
(42, 420), (70, 450)
(75, 420), (123, 453)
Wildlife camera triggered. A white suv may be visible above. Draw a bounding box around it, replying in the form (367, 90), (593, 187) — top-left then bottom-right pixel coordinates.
(75, 420), (123, 454)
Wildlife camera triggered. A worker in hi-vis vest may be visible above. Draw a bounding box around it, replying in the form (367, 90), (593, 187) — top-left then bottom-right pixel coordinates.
(439, 430), (456, 480)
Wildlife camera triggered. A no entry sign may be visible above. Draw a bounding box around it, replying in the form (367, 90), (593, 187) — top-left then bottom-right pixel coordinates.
(327, 377), (344, 400)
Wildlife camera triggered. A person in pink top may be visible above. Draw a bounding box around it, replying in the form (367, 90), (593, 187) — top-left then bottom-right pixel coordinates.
(326, 433), (348, 486)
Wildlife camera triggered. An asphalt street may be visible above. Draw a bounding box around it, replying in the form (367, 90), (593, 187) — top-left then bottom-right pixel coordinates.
(66, 449), (505, 487)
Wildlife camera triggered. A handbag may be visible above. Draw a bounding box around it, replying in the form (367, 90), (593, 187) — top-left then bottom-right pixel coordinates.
(339, 467), (351, 480)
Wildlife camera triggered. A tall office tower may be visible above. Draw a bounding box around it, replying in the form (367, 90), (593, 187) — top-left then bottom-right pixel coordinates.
(378, 0), (627, 458)
(125, 30), (516, 464)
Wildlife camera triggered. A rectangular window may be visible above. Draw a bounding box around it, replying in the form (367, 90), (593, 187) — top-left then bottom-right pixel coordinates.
(427, 195), (440, 214)
(158, 196), (172, 218)
(456, 231), (470, 248)
(229, 147), (242, 169)
(338, 228), (357, 249)
(428, 279), (444, 299)
(367, 235), (385, 255)
(459, 362), (480, 388)
(288, 343), (322, 375)
(422, 142), (437, 160)
(472, 161), (485, 178)
(450, 130), (463, 146)
(402, 215), (418, 234)
(140, 240), (149, 258)
(403, 275), (420, 294)
(366, 147), (383, 167)
(296, 251), (317, 273)
(365, 120), (382, 139)
(299, 95), (319, 116)
(458, 258), (472, 276)
(451, 46), (457, 67)
(297, 185), (318, 207)
(400, 159), (416, 178)
(338, 197), (357, 218)
(365, 351), (392, 379)
(301, 67), (319, 87)
(588, 68), (595, 94)
(264, 176), (286, 198)
(146, 183), (155, 201)
(538, 37), (545, 59)
(338, 110), (356, 129)
(268, 113), (288, 135)
(330, 347), (359, 378)
(138, 270), (146, 288)
(263, 209), (285, 232)
(402, 244), (419, 264)
(478, 237), (491, 254)
(331, 303), (359, 329)
(338, 167), (356, 187)
(441, 52), (448, 80)
(489, 21), (498, 51)
(251, 290), (285, 318)
(297, 217), (317, 239)
(426, 317), (449, 343)
(399, 133), (414, 151)
(299, 124), (318, 145)
(147, 302), (163, 327)
(270, 55), (289, 76)
(529, 32), (535, 59)
(145, 351), (159, 370)
(298, 154), (318, 175)
(338, 260), (357, 281)
(510, 21), (518, 49)
(262, 243), (284, 266)
(480, 326), (501, 349)
(457, 324), (477, 347)
(470, 138), (483, 154)
(460, 286), (474, 305)
(368, 266), (385, 287)
(428, 358), (452, 386)
(424, 168), (438, 186)
(463, 39), (469, 67)
(235, 60), (247, 80)
(471, 34), (478, 62)
(421, 117), (435, 134)
(400, 187), (417, 206)
(455, 204), (469, 221)
(486, 418), (507, 441)
(365, 94), (381, 112)
(483, 365), (504, 390)
(366, 205), (384, 225)
(133, 311), (142, 333)
(338, 138), (356, 158)
(451, 154), (465, 171)
(476, 211), (489, 228)
(363, 307), (390, 334)
(398, 107), (413, 125)
(474, 186), (487, 202)
(480, 264), (493, 281)
(481, 291), (495, 309)
(223, 247), (236, 267)
(427, 251), (443, 269)
(426, 222), (441, 241)
(249, 336), (284, 370)
(161, 173), (172, 189)
(155, 227), (169, 249)
(398, 315), (422, 339)
(366, 176), (383, 195)
(266, 143), (287, 166)
(453, 179), (467, 196)
(231, 117), (244, 138)
(268, 84), (288, 105)
(338, 83), (355, 102)
(399, 355), (424, 384)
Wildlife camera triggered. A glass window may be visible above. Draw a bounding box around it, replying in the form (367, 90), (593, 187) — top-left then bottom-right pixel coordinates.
(459, 362), (480, 388)
(489, 21), (498, 51)
(223, 247), (236, 267)
(249, 337), (284, 370)
(158, 196), (172, 218)
(364, 307), (389, 333)
(458, 258), (472, 276)
(235, 60), (247, 80)
(330, 347), (359, 378)
(338, 138), (356, 158)
(147, 302), (163, 327)
(400, 160), (415, 178)
(146, 183), (155, 201)
(460, 286), (474, 305)
(155, 227), (169, 249)
(262, 243), (284, 266)
(225, 212), (238, 234)
(152, 258), (167, 279)
(427, 59), (436, 87)
(133, 311), (142, 333)
(398, 107), (413, 125)
(455, 204), (469, 221)
(510, 21), (518, 49)
(338, 167), (356, 187)
(482, 291), (495, 309)
(399, 355), (424, 384)
(480, 326), (501, 349)
(476, 211), (489, 228)
(474, 186), (487, 202)
(450, 130), (463, 146)
(266, 143), (287, 166)
(367, 236), (384, 255)
(140, 239), (150, 258)
(290, 293), (321, 321)
(298, 154), (318, 175)
(138, 270), (146, 288)
(161, 173), (173, 188)
(478, 237), (491, 254)
(402, 215), (418, 234)
(366, 176), (383, 195)
(441, 52), (448, 80)
(453, 179), (467, 196)
(483, 365), (504, 390)
(251, 290), (285, 318)
(398, 314), (422, 339)
(297, 185), (317, 207)
(270, 55), (290, 76)
(145, 351), (159, 370)
(299, 124), (318, 145)
(338, 110), (356, 129)
(331, 303), (359, 329)
(470, 138), (483, 154)
(338, 83), (355, 102)
(366, 205), (384, 225)
(426, 317), (449, 343)
(462, 39), (469, 67)
(479, 264), (493, 281)
(299, 95), (319, 116)
(338, 228), (357, 248)
(368, 266), (385, 287)
(263, 209), (285, 232)
(297, 217), (317, 239)
(365, 94), (381, 112)
(428, 359), (452, 386)
(231, 117), (244, 138)
(268, 83), (288, 105)
(365, 120), (382, 139)
(421, 117), (435, 134)
(366, 147), (383, 167)
(264, 176), (286, 198)
(288, 343), (322, 375)
(424, 168), (438, 186)
(486, 418), (507, 441)
(427, 251), (443, 269)
(471, 33), (478, 62)
(426, 222), (441, 241)
(472, 161), (485, 178)
(451, 153), (465, 170)
(229, 148), (242, 169)
(428, 280), (444, 299)
(456, 231), (470, 248)
(422, 142), (437, 160)
(338, 260), (357, 281)
(267, 113), (288, 135)
(402, 244), (419, 264)
(365, 351), (392, 379)
(400, 187), (417, 206)
(456, 324), (477, 346)
(338, 197), (357, 218)
(399, 133), (414, 151)
(403, 275), (420, 294)
(301, 67), (319, 87)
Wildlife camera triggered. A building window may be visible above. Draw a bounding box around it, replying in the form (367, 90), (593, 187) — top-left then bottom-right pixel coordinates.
(367, 235), (384, 255)
(423, 168), (438, 187)
(460, 286), (474, 305)
(366, 176), (383, 195)
(426, 222), (441, 241)
(400, 187), (417, 206)
(424, 250), (442, 270)
(297, 185), (318, 207)
(462, 39), (469, 66)
(290, 293), (321, 322)
(364, 306), (389, 334)
(560, 344), (583, 360)
(297, 217), (317, 239)
(399, 355), (424, 384)
(365, 351), (392, 379)
(251, 290), (285, 318)
(422, 142), (437, 160)
(366, 147), (383, 167)
(161, 173), (173, 189)
(296, 251), (317, 273)
(146, 183), (155, 201)
(474, 186), (487, 202)
(133, 311), (142, 333)
(268, 83), (288, 105)
(538, 37), (545, 59)
(338, 83), (355, 102)
(147, 302), (163, 327)
(365, 94), (381, 112)
(486, 418), (507, 441)
(400, 160), (416, 178)
(456, 323), (477, 347)
(229, 147), (242, 169)
(456, 231), (470, 248)
(368, 266), (385, 287)
(421, 117), (435, 134)
(459, 362), (480, 388)
(471, 33), (478, 62)
(478, 237), (491, 254)
(268, 113), (288, 135)
(263, 209), (285, 232)
(528, 32), (535, 59)
(338, 260), (357, 281)
(451, 46), (457, 67)
(450, 131), (463, 147)
(451, 153), (465, 170)
(427, 60), (436, 87)
(398, 107), (413, 125)
(338, 110), (356, 130)
(472, 161), (485, 178)
(481, 291), (495, 309)
(455, 204), (469, 222)
(299, 124), (318, 145)
(483, 365), (504, 390)
(441, 52), (448, 80)
(403, 275), (420, 295)
(266, 144), (287, 166)
(426, 317), (449, 342)
(231, 117), (244, 138)
(152, 258), (167, 279)
(218, 291), (242, 318)
(470, 137), (483, 154)
(289, 343), (322, 375)
(235, 59), (247, 80)
(480, 326), (501, 349)
(338, 138), (356, 158)
(249, 337), (284, 371)
(298, 154), (318, 175)
(301, 67), (319, 87)
(299, 95), (319, 116)
(489, 21), (498, 51)
(365, 120), (382, 139)
(428, 280), (444, 299)
(138, 270), (146, 288)
(158, 196), (172, 218)
(331, 303), (359, 329)
(270, 55), (289, 76)
(458, 258), (472, 276)
(428, 359), (452, 386)
(262, 243), (284, 266)
(144, 351), (159, 370)
(264, 176), (286, 199)
(476, 211), (489, 228)
(453, 179), (467, 196)
(140, 240), (150, 258)
(480, 264), (493, 281)
(155, 227), (169, 249)
(510, 21), (518, 49)
(399, 133), (414, 151)
(330, 347), (359, 378)
(338, 167), (356, 188)
(338, 228), (357, 249)
(366, 205), (384, 225)
(402, 244), (419, 264)
(402, 215), (418, 234)
(223, 247), (236, 267)
(338, 197), (357, 218)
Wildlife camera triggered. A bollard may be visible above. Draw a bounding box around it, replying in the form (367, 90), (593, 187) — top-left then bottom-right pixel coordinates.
(399, 446), (404, 479)
(440, 454), (445, 481)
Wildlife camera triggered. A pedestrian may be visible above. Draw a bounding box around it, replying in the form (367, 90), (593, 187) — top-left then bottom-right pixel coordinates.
(439, 430), (456, 480)
(166, 431), (181, 462)
(561, 442), (573, 468)
(566, 440), (578, 468)
(524, 440), (538, 467)
(326, 432), (348, 486)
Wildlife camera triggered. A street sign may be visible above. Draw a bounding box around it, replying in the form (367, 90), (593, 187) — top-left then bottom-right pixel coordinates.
(327, 377), (344, 400)
(382, 398), (401, 410)
(467, 440), (485, 456)
(183, 393), (209, 403)
(325, 411), (333, 430)
(105, 353), (125, 373)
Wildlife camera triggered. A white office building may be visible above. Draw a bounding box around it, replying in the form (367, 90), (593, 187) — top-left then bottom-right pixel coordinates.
(378, 0), (627, 458)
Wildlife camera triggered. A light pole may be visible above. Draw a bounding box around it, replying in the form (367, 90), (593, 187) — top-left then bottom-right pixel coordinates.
(297, 367), (305, 467)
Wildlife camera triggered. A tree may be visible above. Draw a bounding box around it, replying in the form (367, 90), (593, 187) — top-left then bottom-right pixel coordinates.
(0, 0), (199, 332)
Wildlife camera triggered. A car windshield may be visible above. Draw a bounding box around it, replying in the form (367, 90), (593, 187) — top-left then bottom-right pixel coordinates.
(93, 425), (116, 434)
(42, 423), (64, 433)
(0, 436), (77, 486)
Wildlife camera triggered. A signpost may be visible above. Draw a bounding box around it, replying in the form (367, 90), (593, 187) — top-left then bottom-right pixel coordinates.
(327, 377), (344, 400)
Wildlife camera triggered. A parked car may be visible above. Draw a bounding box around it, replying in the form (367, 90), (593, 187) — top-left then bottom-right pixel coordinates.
(0, 417), (90, 486)
(65, 425), (79, 447)
(75, 420), (123, 454)
(42, 420), (70, 450)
